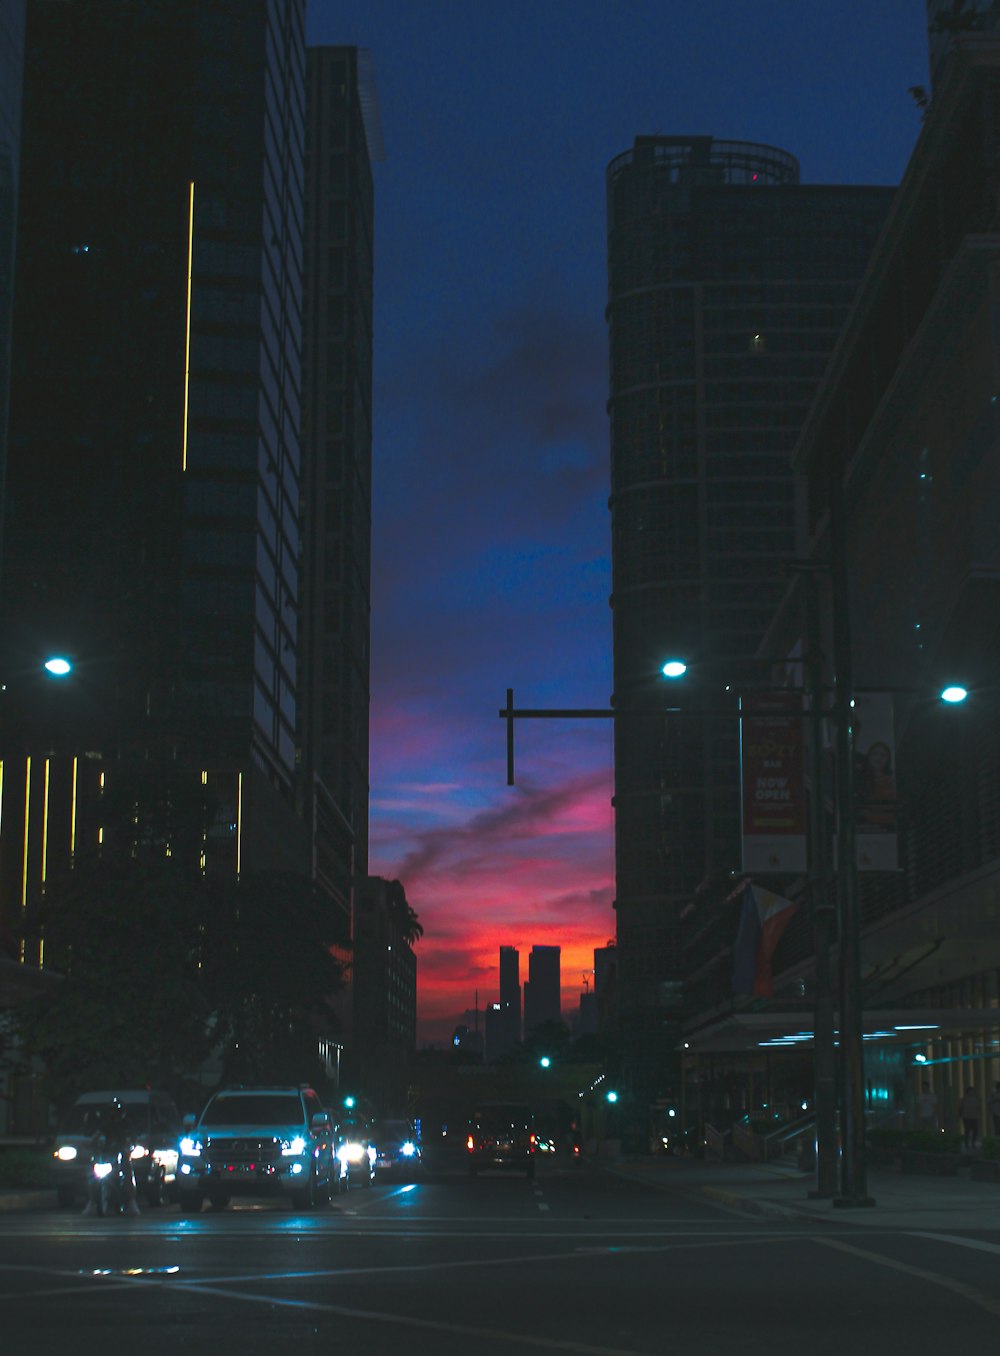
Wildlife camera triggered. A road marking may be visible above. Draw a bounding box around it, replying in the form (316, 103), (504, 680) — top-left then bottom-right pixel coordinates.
(812, 1236), (1000, 1317)
(910, 1231), (1000, 1259)
(151, 1278), (666, 1354)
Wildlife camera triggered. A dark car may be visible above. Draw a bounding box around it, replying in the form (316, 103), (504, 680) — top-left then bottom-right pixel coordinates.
(335, 1114), (377, 1186)
(52, 1089), (182, 1208)
(467, 1102), (536, 1178)
(374, 1118), (423, 1179)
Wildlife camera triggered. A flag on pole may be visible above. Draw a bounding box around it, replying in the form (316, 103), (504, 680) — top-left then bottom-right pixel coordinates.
(731, 882), (798, 998)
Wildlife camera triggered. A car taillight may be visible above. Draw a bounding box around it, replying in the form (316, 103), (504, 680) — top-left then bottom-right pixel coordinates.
(529, 1133), (537, 1147)
(466, 1135), (475, 1152)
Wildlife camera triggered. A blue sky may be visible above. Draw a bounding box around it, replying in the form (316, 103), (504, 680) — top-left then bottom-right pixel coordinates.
(304, 0), (931, 1042)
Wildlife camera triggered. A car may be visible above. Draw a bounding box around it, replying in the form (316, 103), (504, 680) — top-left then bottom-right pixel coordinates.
(175, 1084), (338, 1212)
(373, 1118), (423, 1179)
(466, 1102), (536, 1178)
(52, 1088), (182, 1208)
(335, 1113), (377, 1187)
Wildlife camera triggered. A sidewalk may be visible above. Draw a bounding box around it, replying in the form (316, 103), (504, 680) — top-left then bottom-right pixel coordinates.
(605, 1154), (1000, 1231)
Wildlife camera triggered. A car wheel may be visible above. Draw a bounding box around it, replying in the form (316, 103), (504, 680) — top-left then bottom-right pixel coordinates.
(56, 1185), (76, 1209)
(177, 1191), (203, 1216)
(145, 1167), (165, 1208)
(207, 1192), (230, 1211)
(291, 1170), (317, 1210)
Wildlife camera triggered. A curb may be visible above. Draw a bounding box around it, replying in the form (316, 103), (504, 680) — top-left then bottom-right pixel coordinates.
(0, 1189), (53, 1212)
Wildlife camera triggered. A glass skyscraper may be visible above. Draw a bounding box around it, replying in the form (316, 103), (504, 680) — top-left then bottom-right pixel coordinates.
(1, 0), (310, 953)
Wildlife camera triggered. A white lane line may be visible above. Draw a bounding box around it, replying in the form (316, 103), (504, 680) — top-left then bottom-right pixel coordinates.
(152, 1278), (660, 1355)
(910, 1231), (1000, 1259)
(812, 1236), (1000, 1318)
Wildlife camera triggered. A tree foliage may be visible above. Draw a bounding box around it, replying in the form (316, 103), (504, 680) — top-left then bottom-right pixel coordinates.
(14, 860), (344, 1110)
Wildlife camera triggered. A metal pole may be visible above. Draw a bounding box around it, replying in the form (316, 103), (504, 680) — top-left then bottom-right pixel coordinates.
(804, 569), (837, 1198)
(830, 474), (874, 1208)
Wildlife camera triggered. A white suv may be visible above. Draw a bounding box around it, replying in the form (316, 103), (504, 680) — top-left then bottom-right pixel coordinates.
(176, 1085), (340, 1212)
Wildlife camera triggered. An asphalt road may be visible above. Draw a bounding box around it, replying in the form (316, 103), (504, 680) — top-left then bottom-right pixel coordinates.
(3, 1147), (1000, 1354)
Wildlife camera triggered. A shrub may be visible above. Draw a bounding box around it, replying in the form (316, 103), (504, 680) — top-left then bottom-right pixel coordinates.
(903, 1129), (961, 1154)
(0, 1148), (56, 1189)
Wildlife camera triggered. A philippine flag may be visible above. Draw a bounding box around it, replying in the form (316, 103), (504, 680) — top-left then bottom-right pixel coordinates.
(731, 882), (798, 998)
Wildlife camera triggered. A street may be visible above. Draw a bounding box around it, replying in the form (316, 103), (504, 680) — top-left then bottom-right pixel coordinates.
(2, 1148), (1000, 1354)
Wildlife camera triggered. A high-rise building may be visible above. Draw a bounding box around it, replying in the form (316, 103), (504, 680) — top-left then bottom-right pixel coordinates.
(0, 0), (24, 579)
(2, 0), (309, 956)
(301, 45), (379, 934)
(605, 135), (893, 1109)
(352, 876), (417, 1106)
(523, 944), (560, 1036)
(484, 944), (521, 1060)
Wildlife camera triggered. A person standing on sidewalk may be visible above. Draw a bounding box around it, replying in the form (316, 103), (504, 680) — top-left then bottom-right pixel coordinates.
(959, 1085), (979, 1150)
(916, 1080), (938, 1132)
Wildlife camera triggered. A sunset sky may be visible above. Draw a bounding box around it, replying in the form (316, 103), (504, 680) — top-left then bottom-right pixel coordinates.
(304, 0), (931, 1045)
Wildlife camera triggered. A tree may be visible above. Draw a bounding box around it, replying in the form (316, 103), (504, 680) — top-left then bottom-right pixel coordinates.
(15, 856), (214, 1109)
(201, 870), (345, 1088)
(384, 878), (423, 945)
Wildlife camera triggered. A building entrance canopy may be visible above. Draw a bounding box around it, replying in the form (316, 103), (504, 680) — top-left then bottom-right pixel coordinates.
(683, 1008), (1000, 1054)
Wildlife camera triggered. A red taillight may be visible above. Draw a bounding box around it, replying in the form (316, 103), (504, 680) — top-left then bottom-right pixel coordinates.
(466, 1135), (475, 1152)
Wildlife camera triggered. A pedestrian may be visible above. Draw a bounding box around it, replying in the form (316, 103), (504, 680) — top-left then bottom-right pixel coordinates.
(989, 1082), (1000, 1137)
(916, 1080), (938, 1133)
(959, 1085), (979, 1150)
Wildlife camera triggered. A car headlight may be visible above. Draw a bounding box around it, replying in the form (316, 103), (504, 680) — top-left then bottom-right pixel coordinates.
(55, 1145), (77, 1162)
(130, 1144), (148, 1160)
(93, 1162), (113, 1179)
(401, 1141), (416, 1157)
(179, 1136), (202, 1157)
(339, 1142), (365, 1164)
(281, 1136), (307, 1157)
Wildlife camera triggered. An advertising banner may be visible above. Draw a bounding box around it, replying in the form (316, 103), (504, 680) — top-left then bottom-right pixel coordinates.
(854, 691), (898, 871)
(740, 692), (808, 874)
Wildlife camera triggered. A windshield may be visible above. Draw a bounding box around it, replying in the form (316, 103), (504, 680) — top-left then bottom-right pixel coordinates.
(200, 1094), (303, 1128)
(59, 1102), (150, 1135)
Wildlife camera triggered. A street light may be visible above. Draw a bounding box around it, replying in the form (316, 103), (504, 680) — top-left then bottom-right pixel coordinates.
(661, 660), (688, 680)
(940, 685), (968, 704)
(43, 657), (73, 678)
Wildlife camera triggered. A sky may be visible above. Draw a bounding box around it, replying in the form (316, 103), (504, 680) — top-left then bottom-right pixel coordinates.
(304, 0), (931, 1046)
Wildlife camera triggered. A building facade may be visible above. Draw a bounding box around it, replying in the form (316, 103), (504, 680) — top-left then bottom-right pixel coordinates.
(300, 45), (377, 940)
(1, 0), (310, 950)
(605, 135), (893, 1116)
(523, 944), (561, 1037)
(679, 35), (1000, 1153)
(351, 876), (418, 1108)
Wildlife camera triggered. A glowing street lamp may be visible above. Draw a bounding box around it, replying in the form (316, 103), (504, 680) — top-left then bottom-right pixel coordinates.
(940, 685), (968, 704)
(43, 656), (73, 678)
(661, 660), (687, 680)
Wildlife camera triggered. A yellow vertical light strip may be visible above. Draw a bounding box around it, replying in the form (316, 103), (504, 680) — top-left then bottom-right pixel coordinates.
(41, 758), (51, 886)
(19, 758), (31, 961)
(236, 771), (243, 878)
(182, 180), (195, 471)
(70, 757), (78, 860)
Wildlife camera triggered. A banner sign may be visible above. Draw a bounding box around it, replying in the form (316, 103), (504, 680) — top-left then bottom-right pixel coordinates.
(740, 692), (807, 874)
(854, 691), (898, 871)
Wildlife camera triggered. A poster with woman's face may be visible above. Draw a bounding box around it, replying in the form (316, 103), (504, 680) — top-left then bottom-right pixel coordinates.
(854, 692), (898, 871)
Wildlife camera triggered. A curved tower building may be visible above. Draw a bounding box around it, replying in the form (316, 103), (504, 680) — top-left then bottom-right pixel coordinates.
(605, 135), (892, 1118)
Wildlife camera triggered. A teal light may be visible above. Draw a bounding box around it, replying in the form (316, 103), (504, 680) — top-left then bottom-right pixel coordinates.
(940, 685), (968, 704)
(539, 1056), (551, 1069)
(605, 1090), (618, 1104)
(661, 660), (687, 680)
(344, 1095), (355, 1109)
(44, 657), (72, 677)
